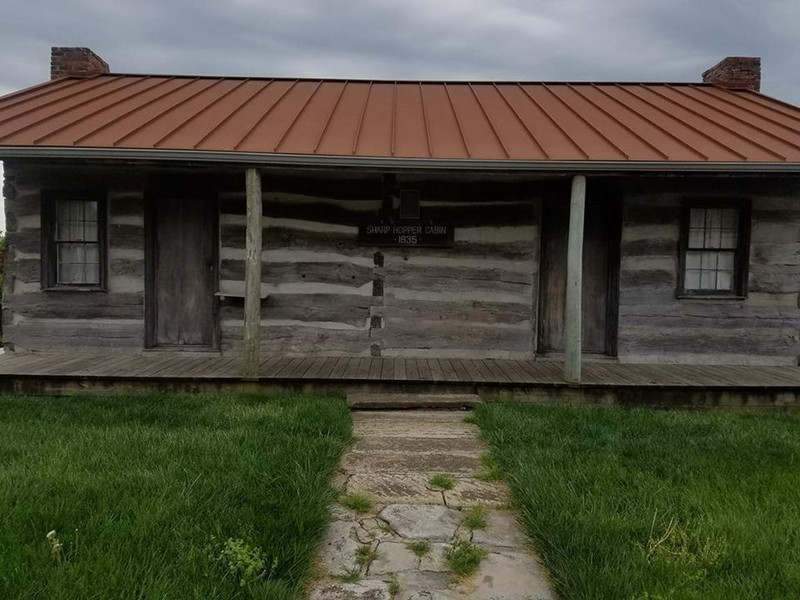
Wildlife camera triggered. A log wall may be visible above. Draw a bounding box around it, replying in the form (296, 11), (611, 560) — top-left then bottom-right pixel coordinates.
(218, 176), (540, 358)
(2, 163), (146, 351)
(617, 178), (800, 365)
(2, 163), (797, 366)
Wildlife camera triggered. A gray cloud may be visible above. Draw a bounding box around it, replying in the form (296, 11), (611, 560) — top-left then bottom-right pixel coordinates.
(0, 0), (797, 101)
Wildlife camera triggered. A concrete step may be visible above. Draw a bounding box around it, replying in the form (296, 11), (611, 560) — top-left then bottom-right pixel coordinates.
(347, 392), (481, 410)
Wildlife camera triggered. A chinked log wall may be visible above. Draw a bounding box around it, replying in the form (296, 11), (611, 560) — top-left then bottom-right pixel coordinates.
(2, 164), (146, 351)
(218, 177), (540, 358)
(3, 164), (797, 365)
(617, 178), (800, 365)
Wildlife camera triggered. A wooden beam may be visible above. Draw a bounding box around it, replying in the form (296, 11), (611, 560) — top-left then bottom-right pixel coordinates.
(242, 168), (262, 379)
(564, 174), (586, 383)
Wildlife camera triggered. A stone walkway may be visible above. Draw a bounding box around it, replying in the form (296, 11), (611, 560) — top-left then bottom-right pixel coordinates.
(308, 410), (556, 600)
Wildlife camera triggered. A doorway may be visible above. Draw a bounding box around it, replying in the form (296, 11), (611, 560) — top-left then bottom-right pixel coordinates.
(538, 188), (620, 356)
(145, 179), (218, 349)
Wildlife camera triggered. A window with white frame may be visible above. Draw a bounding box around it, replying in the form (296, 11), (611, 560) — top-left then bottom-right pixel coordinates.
(43, 192), (106, 289)
(679, 200), (749, 297)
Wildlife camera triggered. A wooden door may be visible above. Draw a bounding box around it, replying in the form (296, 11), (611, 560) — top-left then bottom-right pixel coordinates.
(146, 183), (217, 348)
(539, 193), (620, 355)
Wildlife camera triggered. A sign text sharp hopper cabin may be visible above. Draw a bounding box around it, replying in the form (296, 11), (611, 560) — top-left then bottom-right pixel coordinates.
(358, 222), (455, 247)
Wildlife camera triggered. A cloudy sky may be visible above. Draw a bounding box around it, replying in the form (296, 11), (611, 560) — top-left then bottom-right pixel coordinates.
(0, 0), (798, 226)
(1, 0), (798, 99)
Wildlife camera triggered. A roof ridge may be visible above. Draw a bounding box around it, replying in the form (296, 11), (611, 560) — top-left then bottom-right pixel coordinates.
(90, 72), (724, 87)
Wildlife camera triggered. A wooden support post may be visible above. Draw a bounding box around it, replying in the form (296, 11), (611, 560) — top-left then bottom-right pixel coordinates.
(564, 174), (586, 383)
(242, 168), (262, 379)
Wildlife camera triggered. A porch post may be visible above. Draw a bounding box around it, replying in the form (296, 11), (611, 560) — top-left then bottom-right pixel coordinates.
(242, 168), (262, 379)
(564, 174), (586, 383)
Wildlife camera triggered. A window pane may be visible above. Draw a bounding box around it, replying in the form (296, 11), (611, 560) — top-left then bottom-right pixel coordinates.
(70, 222), (85, 241)
(701, 252), (718, 270)
(685, 251), (702, 269)
(716, 271), (733, 291)
(84, 263), (100, 285)
(720, 229), (737, 248)
(85, 244), (99, 265)
(688, 228), (704, 247)
(704, 226), (722, 248)
(689, 208), (705, 228)
(700, 271), (716, 289)
(56, 242), (101, 285)
(717, 252), (734, 271)
(58, 243), (81, 264)
(57, 201), (71, 238)
(721, 209), (738, 229)
(84, 220), (98, 242)
(70, 200), (84, 221)
(84, 201), (98, 222)
(685, 270), (701, 290)
(58, 263), (80, 284)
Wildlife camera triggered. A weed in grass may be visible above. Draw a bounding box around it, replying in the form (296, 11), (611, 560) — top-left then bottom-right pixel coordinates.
(641, 515), (723, 584)
(46, 530), (66, 565)
(446, 540), (487, 578)
(428, 473), (456, 491)
(337, 568), (361, 583)
(474, 453), (503, 482)
(407, 540), (431, 558)
(355, 544), (379, 567)
(463, 506), (487, 530)
(217, 537), (278, 587)
(340, 493), (374, 514)
(388, 577), (400, 596)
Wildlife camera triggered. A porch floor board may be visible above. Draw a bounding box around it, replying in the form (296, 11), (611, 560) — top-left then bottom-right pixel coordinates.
(0, 351), (798, 390)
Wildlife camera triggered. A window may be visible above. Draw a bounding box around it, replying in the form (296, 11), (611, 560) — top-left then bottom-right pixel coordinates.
(679, 200), (749, 297)
(42, 192), (106, 289)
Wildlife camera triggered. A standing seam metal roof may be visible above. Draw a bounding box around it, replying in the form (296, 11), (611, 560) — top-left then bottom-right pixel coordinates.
(0, 74), (799, 163)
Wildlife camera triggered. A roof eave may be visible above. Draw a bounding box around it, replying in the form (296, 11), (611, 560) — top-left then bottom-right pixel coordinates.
(1, 146), (799, 174)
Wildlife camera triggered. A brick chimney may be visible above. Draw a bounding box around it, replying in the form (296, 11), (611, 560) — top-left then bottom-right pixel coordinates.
(50, 47), (109, 79)
(702, 56), (761, 92)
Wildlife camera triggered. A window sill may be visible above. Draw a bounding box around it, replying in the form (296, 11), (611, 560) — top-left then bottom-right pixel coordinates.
(42, 286), (108, 293)
(676, 294), (746, 301)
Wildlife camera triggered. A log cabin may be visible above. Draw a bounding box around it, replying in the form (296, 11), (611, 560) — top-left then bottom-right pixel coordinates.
(0, 48), (798, 384)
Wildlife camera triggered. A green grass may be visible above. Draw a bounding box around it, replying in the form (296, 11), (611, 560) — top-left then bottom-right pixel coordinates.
(462, 506), (487, 530)
(339, 492), (374, 514)
(355, 544), (379, 567)
(337, 568), (360, 583)
(407, 540), (431, 558)
(446, 540), (487, 579)
(0, 393), (352, 600)
(428, 473), (456, 491)
(474, 452), (503, 482)
(388, 577), (400, 596)
(474, 403), (800, 600)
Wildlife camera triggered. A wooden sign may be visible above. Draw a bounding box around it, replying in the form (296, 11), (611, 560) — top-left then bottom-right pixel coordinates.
(358, 222), (454, 247)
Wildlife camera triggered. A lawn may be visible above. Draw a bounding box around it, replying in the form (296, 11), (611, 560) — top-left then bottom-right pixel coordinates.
(0, 394), (352, 599)
(473, 404), (800, 600)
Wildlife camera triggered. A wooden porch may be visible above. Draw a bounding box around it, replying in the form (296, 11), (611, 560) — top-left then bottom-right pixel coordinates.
(0, 351), (798, 408)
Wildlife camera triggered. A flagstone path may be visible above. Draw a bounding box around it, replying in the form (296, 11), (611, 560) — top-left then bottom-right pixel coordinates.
(307, 410), (556, 600)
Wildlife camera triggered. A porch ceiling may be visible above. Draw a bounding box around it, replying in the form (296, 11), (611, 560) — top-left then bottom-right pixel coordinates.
(1, 75), (800, 167)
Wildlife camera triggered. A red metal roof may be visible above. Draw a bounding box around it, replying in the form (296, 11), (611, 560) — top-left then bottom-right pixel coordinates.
(1, 74), (800, 165)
